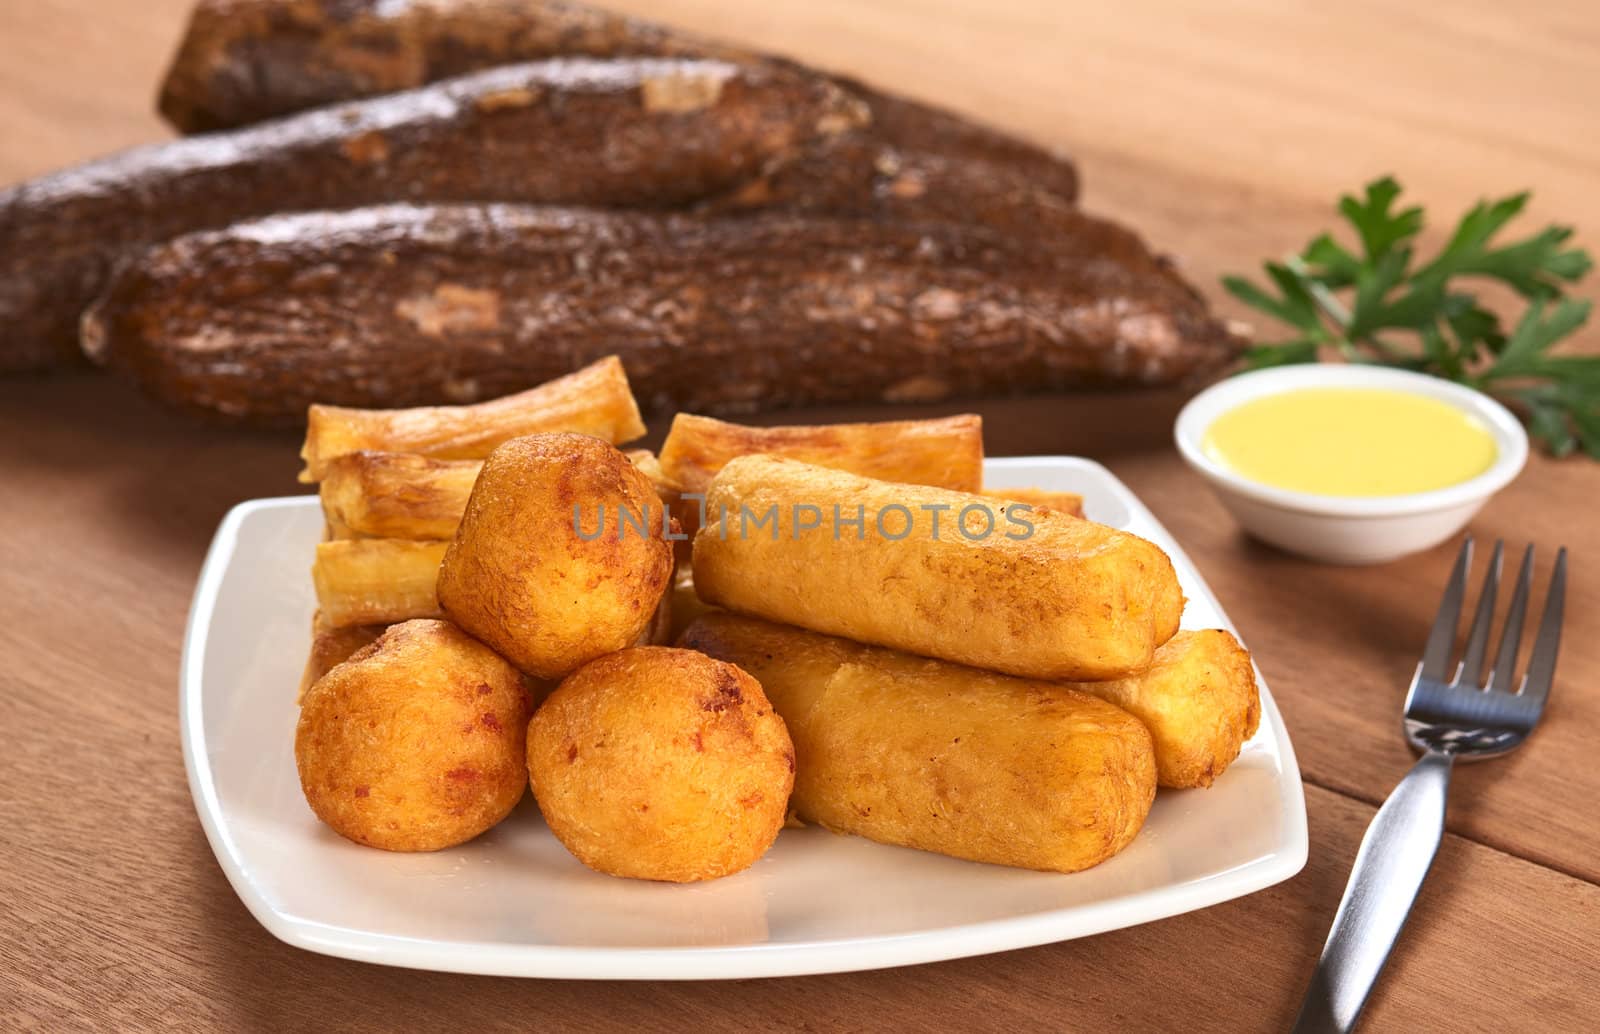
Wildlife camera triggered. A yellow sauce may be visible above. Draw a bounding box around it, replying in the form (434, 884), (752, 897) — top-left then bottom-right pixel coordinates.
(1202, 387), (1497, 497)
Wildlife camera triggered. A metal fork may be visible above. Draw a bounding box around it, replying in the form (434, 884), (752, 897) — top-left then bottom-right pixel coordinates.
(1291, 537), (1568, 1034)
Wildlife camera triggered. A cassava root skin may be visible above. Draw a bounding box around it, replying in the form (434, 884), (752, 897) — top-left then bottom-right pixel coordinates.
(154, 1), (1085, 259)
(0, 56), (862, 373)
(159, 0), (741, 131)
(84, 204), (1238, 426)
(154, 0), (1079, 207)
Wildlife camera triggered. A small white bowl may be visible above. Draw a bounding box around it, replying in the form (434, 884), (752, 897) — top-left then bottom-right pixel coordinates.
(1174, 365), (1528, 565)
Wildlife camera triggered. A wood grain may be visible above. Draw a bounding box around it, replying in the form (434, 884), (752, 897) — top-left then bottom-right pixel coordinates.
(2, 1), (1599, 1030)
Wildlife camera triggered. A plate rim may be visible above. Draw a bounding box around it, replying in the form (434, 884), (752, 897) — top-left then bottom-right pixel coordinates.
(180, 457), (1309, 980)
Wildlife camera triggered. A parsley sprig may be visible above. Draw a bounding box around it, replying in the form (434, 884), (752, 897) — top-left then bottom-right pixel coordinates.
(1224, 177), (1597, 457)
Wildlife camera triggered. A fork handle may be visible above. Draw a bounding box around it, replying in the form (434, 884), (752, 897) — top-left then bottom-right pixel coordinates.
(1291, 749), (1454, 1034)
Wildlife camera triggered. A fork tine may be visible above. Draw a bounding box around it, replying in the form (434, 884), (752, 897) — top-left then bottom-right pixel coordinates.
(1459, 540), (1503, 686)
(1488, 546), (1535, 692)
(1420, 537), (1472, 682)
(1518, 547), (1567, 709)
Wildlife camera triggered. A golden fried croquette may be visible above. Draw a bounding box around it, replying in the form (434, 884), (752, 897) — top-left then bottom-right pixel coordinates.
(1067, 629), (1261, 789)
(527, 647), (794, 882)
(692, 456), (1183, 681)
(295, 619), (531, 852)
(680, 613), (1156, 873)
(437, 433), (674, 680)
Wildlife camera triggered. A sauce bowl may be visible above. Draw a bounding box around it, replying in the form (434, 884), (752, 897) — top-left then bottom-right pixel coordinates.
(1174, 365), (1528, 564)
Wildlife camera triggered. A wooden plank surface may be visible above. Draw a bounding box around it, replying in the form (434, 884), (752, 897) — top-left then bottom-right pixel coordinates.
(6, 762), (1598, 1031)
(2, 1), (1598, 1030)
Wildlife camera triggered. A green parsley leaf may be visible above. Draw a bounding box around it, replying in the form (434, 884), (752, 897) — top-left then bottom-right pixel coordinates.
(1225, 177), (1596, 458)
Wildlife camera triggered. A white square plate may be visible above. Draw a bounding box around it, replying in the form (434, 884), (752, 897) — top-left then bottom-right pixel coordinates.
(181, 457), (1307, 979)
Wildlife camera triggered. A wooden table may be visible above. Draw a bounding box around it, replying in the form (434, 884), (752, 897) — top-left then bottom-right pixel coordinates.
(2, 1), (1597, 1030)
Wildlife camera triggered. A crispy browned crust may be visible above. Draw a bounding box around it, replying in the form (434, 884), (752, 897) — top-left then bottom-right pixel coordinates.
(526, 646), (793, 881)
(315, 447), (672, 544)
(296, 618), (531, 851)
(84, 204), (1237, 426)
(436, 432), (674, 680)
(0, 56), (862, 374)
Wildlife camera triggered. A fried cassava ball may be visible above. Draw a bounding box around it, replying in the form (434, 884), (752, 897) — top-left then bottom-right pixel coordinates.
(527, 647), (794, 882)
(295, 619), (531, 851)
(437, 432), (673, 680)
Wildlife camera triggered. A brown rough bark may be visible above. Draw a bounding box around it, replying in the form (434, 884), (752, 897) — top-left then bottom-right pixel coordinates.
(154, 1), (1083, 222)
(0, 56), (863, 372)
(158, 0), (738, 132)
(83, 204), (1239, 426)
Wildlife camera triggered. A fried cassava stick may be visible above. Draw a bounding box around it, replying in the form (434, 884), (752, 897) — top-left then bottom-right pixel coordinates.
(312, 539), (448, 628)
(0, 57), (863, 374)
(83, 204), (1237, 426)
(316, 447), (667, 540)
(654, 413), (986, 567)
(298, 355), (645, 481)
(658, 413), (985, 495)
(154, 0), (1079, 207)
(319, 453), (482, 540)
